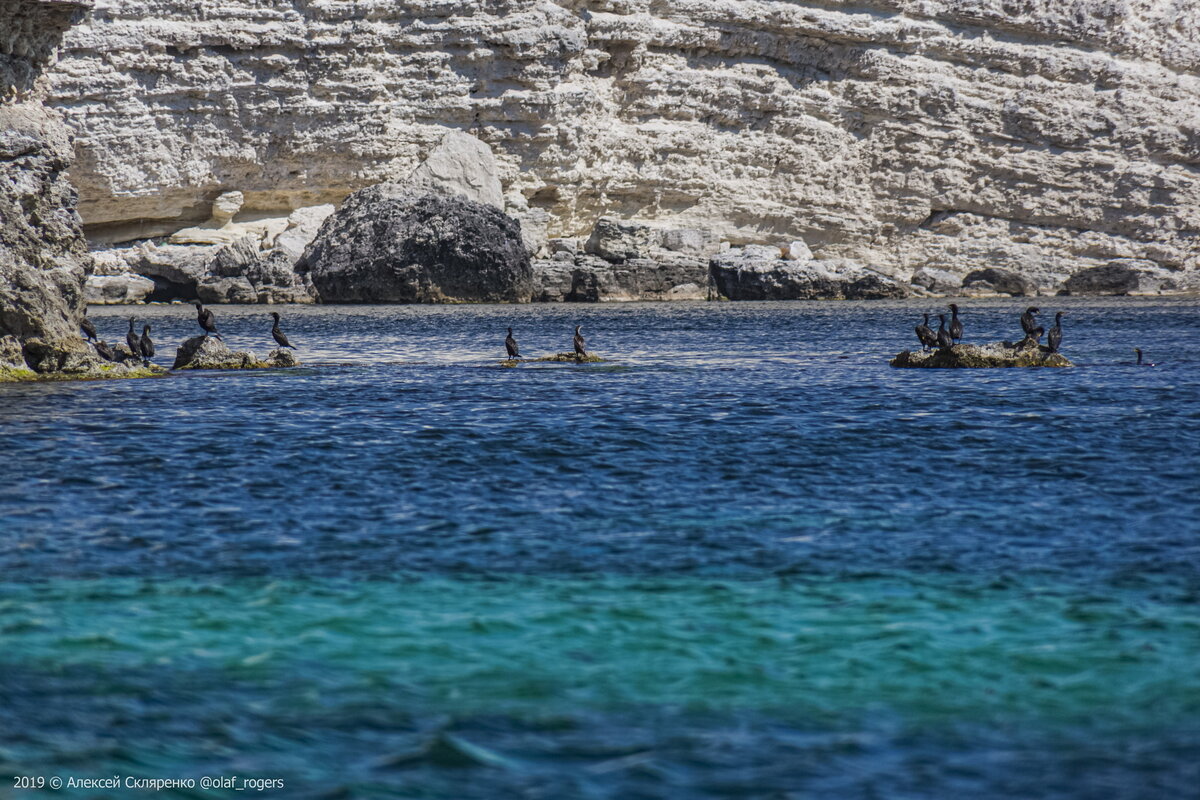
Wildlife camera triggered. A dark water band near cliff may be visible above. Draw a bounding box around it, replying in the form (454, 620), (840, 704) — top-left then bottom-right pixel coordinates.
(2, 298), (1198, 798)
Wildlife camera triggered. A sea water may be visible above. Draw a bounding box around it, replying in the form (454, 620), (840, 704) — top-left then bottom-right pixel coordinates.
(1, 298), (1197, 798)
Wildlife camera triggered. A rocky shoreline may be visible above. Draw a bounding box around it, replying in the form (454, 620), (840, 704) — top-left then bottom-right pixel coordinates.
(3, 0), (1197, 384)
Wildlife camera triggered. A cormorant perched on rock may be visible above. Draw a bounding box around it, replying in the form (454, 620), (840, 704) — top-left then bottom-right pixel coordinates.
(1134, 348), (1156, 366)
(1020, 306), (1040, 337)
(947, 303), (964, 343)
(1047, 311), (1065, 353)
(573, 325), (587, 357)
(139, 324), (155, 366)
(270, 312), (294, 349)
(126, 318), (140, 355)
(80, 308), (97, 342)
(1018, 326), (1044, 349)
(936, 315), (954, 350)
(505, 327), (520, 359)
(195, 303), (222, 341)
(93, 340), (115, 362)
(915, 314), (937, 351)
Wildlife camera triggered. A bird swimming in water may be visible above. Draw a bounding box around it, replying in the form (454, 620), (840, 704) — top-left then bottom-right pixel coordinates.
(195, 303), (222, 341)
(947, 303), (964, 343)
(1134, 348), (1156, 366)
(270, 312), (294, 349)
(139, 324), (154, 366)
(1047, 311), (1065, 353)
(126, 318), (140, 355)
(80, 308), (97, 342)
(936, 314), (954, 350)
(505, 327), (520, 359)
(1020, 306), (1040, 337)
(573, 325), (587, 357)
(93, 340), (115, 362)
(915, 313), (937, 351)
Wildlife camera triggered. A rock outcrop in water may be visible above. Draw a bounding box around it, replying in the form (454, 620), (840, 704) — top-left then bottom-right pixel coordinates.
(298, 186), (532, 303)
(891, 342), (1073, 368)
(39, 0), (1200, 297)
(172, 336), (298, 370)
(0, 0), (163, 379)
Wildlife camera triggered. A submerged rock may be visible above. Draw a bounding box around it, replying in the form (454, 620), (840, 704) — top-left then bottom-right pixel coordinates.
(298, 185), (532, 303)
(173, 336), (299, 370)
(500, 352), (606, 366)
(891, 342), (1073, 368)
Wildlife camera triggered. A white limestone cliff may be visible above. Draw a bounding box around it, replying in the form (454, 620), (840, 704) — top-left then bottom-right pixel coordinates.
(44, 0), (1200, 295)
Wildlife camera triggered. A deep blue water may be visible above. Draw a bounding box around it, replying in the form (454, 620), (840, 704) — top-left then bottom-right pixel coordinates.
(1, 299), (1198, 798)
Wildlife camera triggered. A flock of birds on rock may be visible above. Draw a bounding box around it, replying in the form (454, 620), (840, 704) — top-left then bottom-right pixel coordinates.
(81, 304), (590, 367)
(913, 304), (1158, 364)
(915, 304), (1066, 353)
(505, 325), (588, 359)
(79, 303), (295, 367)
(80, 302), (1160, 369)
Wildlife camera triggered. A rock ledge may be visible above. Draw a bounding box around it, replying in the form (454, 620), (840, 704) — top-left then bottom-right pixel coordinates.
(891, 343), (1072, 368)
(173, 336), (299, 370)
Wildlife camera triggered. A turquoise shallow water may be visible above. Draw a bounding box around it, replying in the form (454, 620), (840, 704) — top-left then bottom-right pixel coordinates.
(1, 299), (1198, 797)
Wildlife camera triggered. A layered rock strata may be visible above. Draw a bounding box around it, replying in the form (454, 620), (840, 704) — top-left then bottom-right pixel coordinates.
(0, 0), (141, 378)
(42, 0), (1200, 297)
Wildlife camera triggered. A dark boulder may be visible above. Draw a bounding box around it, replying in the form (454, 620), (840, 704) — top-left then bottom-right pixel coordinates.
(710, 248), (907, 300)
(297, 185), (532, 303)
(1063, 263), (1142, 295)
(844, 273), (910, 300)
(961, 267), (1036, 296)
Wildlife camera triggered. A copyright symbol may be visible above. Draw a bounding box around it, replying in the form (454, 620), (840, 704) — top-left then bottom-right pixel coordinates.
(49, 777), (62, 789)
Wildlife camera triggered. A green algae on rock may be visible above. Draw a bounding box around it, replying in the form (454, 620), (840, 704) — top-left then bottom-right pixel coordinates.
(500, 352), (606, 367)
(891, 342), (1073, 368)
(173, 335), (300, 370)
(0, 334), (165, 382)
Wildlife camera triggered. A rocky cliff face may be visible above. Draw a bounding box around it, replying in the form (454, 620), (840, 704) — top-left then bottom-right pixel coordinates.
(45, 0), (1200, 295)
(1, 0), (98, 375)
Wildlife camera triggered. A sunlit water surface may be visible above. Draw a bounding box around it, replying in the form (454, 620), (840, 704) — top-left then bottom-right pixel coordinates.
(2, 299), (1198, 798)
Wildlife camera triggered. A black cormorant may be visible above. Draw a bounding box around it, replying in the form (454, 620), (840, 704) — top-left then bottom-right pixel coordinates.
(915, 314), (937, 351)
(936, 315), (953, 350)
(195, 303), (222, 341)
(270, 312), (294, 349)
(1020, 306), (1040, 337)
(93, 340), (115, 362)
(139, 324), (154, 366)
(573, 325), (587, 357)
(80, 308), (97, 342)
(1047, 311), (1065, 353)
(126, 318), (140, 355)
(947, 303), (964, 343)
(1134, 348), (1156, 366)
(505, 327), (520, 359)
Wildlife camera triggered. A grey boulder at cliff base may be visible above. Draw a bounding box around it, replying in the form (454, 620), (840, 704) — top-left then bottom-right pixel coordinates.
(297, 186), (533, 304)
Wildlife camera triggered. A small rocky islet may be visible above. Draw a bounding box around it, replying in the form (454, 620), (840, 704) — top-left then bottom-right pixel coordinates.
(892, 305), (1074, 368)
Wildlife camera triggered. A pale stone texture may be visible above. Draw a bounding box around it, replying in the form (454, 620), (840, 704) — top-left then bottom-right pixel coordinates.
(408, 130), (504, 209)
(1, 0), (103, 375)
(42, 0), (1200, 294)
(84, 272), (154, 303)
